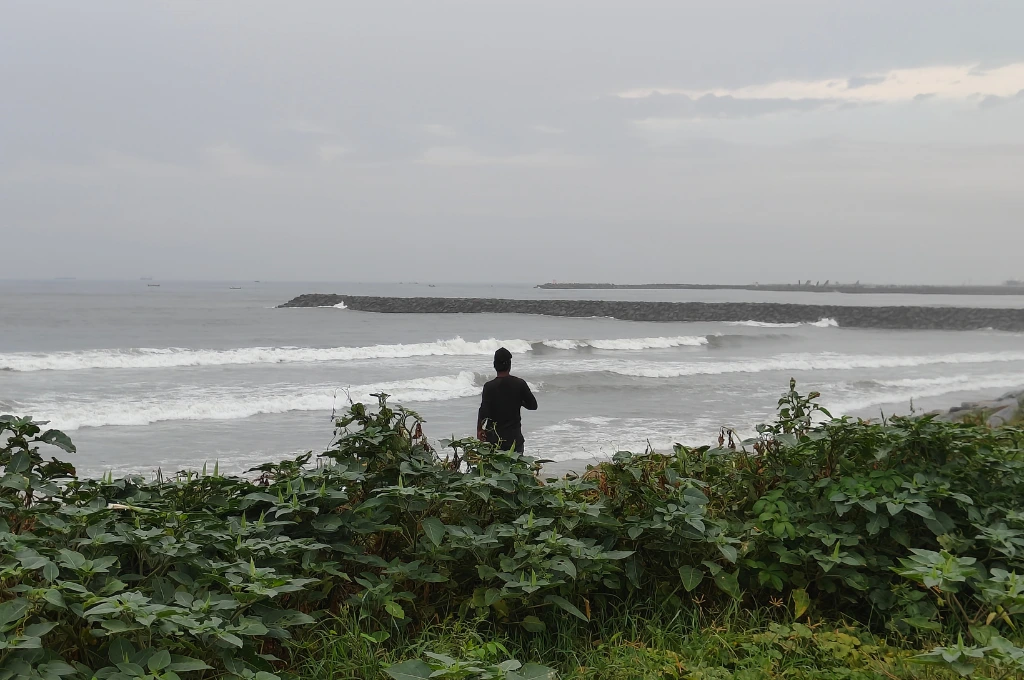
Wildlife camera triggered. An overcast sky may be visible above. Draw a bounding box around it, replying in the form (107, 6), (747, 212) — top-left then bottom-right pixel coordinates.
(3, 1), (1023, 284)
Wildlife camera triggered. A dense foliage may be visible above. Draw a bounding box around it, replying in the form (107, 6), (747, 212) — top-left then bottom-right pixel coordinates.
(2, 382), (1024, 679)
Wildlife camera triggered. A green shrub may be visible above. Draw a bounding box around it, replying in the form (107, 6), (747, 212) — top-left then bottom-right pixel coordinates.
(2, 383), (1024, 679)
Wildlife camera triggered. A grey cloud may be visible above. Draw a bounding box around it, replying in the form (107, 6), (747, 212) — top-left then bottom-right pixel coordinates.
(601, 92), (840, 119)
(847, 75), (887, 89)
(692, 94), (839, 117)
(3, 0), (1024, 283)
(978, 89), (1024, 109)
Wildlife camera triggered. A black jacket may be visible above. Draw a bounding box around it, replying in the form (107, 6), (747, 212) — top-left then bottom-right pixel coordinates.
(477, 375), (538, 451)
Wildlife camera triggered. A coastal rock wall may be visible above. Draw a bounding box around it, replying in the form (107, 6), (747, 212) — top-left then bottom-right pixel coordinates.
(929, 389), (1023, 427)
(538, 283), (1024, 296)
(279, 294), (1024, 331)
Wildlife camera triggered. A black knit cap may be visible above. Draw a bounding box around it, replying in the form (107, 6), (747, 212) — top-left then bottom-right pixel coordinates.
(493, 347), (512, 371)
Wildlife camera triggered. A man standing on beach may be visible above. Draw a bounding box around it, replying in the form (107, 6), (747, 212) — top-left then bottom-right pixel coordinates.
(477, 347), (538, 452)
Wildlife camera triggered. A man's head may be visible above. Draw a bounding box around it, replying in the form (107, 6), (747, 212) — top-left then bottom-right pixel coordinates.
(493, 347), (512, 374)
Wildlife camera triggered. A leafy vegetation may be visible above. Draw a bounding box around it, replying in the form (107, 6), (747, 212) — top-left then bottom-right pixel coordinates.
(3, 381), (1024, 679)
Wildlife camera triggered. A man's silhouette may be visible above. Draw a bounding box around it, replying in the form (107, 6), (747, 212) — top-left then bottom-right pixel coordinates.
(477, 347), (538, 452)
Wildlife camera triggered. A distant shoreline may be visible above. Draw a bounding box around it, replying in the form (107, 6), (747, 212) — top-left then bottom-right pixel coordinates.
(536, 282), (1024, 295)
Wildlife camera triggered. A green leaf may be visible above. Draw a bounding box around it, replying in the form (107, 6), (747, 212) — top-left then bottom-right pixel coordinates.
(776, 433), (798, 448)
(545, 594), (588, 622)
(1, 474), (28, 491)
(116, 662), (146, 677)
(0, 598), (30, 628)
(43, 589), (66, 609)
(702, 560), (723, 576)
(385, 660), (433, 680)
(903, 616), (942, 631)
(14, 636), (43, 649)
(624, 556), (642, 589)
(167, 657), (214, 672)
(42, 561), (59, 583)
(906, 504), (936, 520)
(39, 429), (76, 454)
(718, 544), (738, 563)
(421, 517), (445, 547)
(24, 621), (57, 638)
(424, 652), (457, 666)
(792, 588), (810, 619)
(483, 588), (501, 606)
(521, 616), (546, 633)
(108, 637), (136, 665)
(101, 619), (133, 633)
(254, 673), (280, 680)
(601, 551), (635, 560)
(384, 601), (406, 620)
(714, 571), (742, 600)
(548, 557), (577, 579)
(968, 625), (998, 645)
(37, 661), (78, 677)
(678, 565), (704, 592)
(148, 650), (171, 672)
(508, 664), (557, 680)
(217, 632), (244, 648)
(7, 451), (30, 474)
(57, 549), (86, 570)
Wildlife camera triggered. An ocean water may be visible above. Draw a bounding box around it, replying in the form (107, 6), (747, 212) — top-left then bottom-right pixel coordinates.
(3, 280), (1023, 478)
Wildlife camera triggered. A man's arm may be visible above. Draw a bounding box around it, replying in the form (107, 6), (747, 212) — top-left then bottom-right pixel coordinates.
(521, 379), (538, 411)
(477, 384), (491, 439)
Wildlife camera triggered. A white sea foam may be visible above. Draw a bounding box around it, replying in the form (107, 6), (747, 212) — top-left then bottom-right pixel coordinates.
(1, 334), (711, 372)
(586, 336), (709, 350)
(530, 415), (730, 463)
(827, 373), (1024, 415)
(599, 351), (1024, 378)
(540, 339), (585, 350)
(726, 318), (839, 328)
(26, 372), (485, 430)
(539, 336), (708, 351)
(872, 374), (1011, 389)
(0, 338), (535, 372)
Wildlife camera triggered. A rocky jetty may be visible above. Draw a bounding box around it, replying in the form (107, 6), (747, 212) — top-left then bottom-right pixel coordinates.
(927, 389), (1023, 427)
(279, 294), (1024, 331)
(537, 282), (1024, 296)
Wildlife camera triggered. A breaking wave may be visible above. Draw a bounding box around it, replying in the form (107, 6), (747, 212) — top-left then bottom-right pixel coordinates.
(827, 372), (1024, 415)
(0, 338), (536, 372)
(1, 334), (711, 372)
(600, 351), (1024, 378)
(539, 336), (708, 351)
(22, 372), (486, 430)
(530, 415), (728, 463)
(726, 318), (839, 328)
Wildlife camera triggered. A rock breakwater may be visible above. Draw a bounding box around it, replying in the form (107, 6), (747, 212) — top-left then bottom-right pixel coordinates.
(279, 294), (1024, 332)
(538, 282), (1024, 296)
(928, 389), (1023, 427)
